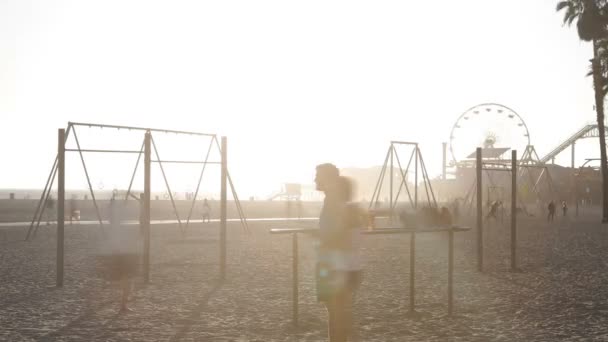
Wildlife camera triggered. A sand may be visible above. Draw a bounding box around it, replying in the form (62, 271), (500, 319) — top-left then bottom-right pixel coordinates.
(2, 212), (608, 341)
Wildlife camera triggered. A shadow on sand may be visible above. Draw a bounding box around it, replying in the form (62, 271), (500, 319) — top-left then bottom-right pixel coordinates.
(168, 280), (224, 342)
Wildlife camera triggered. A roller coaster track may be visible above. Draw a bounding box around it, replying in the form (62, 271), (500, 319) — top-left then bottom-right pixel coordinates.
(540, 124), (601, 164)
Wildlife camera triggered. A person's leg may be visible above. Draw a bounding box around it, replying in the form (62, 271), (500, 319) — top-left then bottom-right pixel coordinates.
(341, 289), (355, 341)
(120, 276), (131, 312)
(325, 300), (337, 342)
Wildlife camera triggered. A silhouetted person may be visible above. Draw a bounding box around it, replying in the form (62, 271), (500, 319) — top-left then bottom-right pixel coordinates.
(314, 163), (362, 342)
(202, 198), (211, 223)
(486, 201), (500, 221)
(69, 196), (78, 225)
(99, 192), (140, 313)
(562, 201), (568, 217)
(548, 201), (556, 222)
(46, 194), (55, 225)
(440, 206), (452, 226)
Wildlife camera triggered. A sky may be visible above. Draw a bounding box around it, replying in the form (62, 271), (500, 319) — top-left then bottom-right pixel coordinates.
(0, 0), (603, 198)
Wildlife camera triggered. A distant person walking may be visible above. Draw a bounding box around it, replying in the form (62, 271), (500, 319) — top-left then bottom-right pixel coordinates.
(202, 198), (211, 223)
(485, 201), (500, 221)
(548, 201), (556, 222)
(313, 163), (362, 342)
(69, 195), (79, 225)
(562, 201), (568, 217)
(46, 194), (55, 225)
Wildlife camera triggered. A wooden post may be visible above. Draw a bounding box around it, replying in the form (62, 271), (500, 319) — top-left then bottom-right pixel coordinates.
(448, 228), (454, 316)
(390, 144), (393, 225)
(511, 150), (517, 271)
(220, 136), (227, 280)
(409, 231), (416, 314)
(143, 132), (151, 283)
(292, 233), (299, 327)
(476, 147), (483, 272)
(410, 147), (418, 313)
(57, 129), (65, 287)
(415, 146), (418, 209)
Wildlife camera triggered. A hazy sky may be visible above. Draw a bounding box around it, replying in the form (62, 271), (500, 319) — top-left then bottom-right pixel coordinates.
(0, 0), (602, 198)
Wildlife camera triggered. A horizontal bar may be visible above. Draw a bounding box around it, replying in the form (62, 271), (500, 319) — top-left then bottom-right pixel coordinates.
(481, 162), (511, 166)
(151, 160), (221, 164)
(68, 122), (217, 137)
(269, 226), (471, 235)
(517, 165), (550, 169)
(65, 148), (142, 154)
(362, 226), (470, 234)
(482, 168), (513, 172)
(390, 141), (418, 146)
(270, 228), (318, 234)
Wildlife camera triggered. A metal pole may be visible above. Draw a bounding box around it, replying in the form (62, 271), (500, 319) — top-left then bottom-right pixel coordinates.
(29, 164), (57, 240)
(150, 135), (182, 234)
(125, 139), (145, 200)
(369, 147), (391, 210)
(448, 228), (454, 316)
(227, 172), (250, 233)
(409, 231), (416, 314)
(571, 142), (576, 169)
(72, 127), (104, 227)
(292, 233), (299, 327)
(390, 144), (394, 225)
(393, 149), (415, 209)
(476, 147), (483, 272)
(414, 146), (418, 209)
(57, 129), (65, 287)
(442, 142), (447, 181)
(220, 136), (227, 280)
(28, 124), (72, 240)
(185, 138), (214, 231)
(576, 173), (579, 217)
(511, 150), (517, 271)
(26, 159), (57, 240)
(143, 132), (151, 283)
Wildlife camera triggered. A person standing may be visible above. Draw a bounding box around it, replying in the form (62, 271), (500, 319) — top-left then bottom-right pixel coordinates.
(548, 201), (556, 222)
(314, 163), (362, 342)
(46, 194), (55, 225)
(202, 198), (211, 223)
(562, 201), (568, 217)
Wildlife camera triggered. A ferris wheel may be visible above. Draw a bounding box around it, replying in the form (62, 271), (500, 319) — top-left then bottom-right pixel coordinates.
(449, 103), (531, 164)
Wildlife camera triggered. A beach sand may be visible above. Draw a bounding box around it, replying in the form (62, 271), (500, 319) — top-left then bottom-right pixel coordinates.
(1, 213), (608, 341)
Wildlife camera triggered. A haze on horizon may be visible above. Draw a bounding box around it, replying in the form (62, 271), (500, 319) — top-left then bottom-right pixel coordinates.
(0, 0), (603, 198)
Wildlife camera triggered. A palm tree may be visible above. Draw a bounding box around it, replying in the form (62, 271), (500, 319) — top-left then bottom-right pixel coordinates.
(558, 0), (608, 222)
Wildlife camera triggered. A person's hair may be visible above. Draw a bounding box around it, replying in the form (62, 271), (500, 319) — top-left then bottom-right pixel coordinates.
(316, 163), (339, 179)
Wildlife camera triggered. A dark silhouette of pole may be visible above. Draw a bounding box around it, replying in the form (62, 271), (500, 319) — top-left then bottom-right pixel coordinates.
(410, 146), (418, 313)
(511, 150), (517, 271)
(448, 228), (454, 316)
(292, 233), (299, 326)
(476, 147), (483, 272)
(143, 132), (151, 283)
(390, 144), (394, 225)
(57, 129), (65, 287)
(220, 136), (227, 280)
